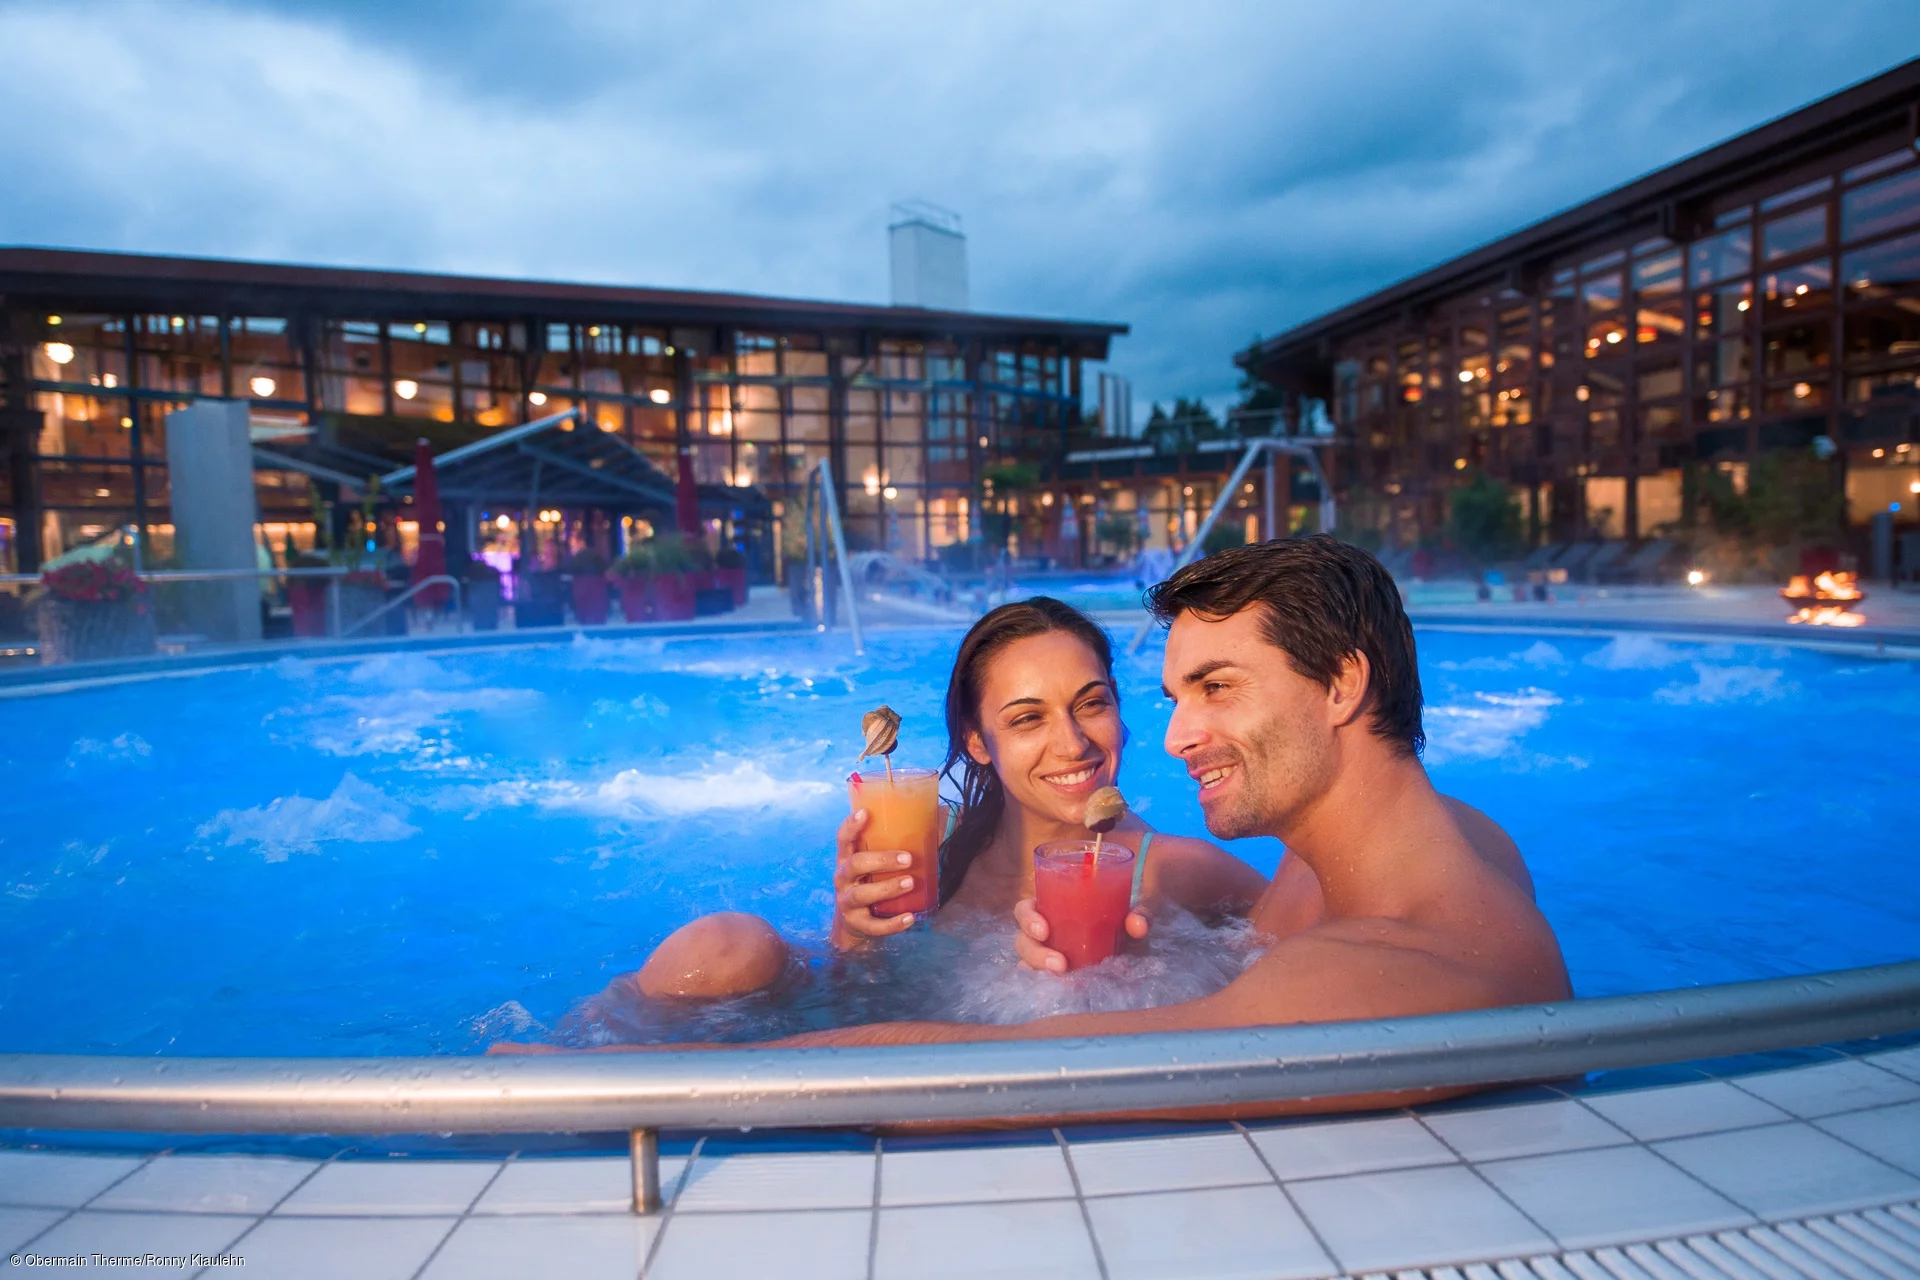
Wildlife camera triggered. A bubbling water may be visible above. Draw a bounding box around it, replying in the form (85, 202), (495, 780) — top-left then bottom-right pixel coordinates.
(547, 906), (1271, 1047)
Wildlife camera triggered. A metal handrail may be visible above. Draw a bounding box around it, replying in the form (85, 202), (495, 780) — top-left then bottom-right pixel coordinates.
(337, 574), (465, 638)
(1127, 438), (1337, 655)
(798, 457), (864, 654)
(0, 566), (357, 586)
(2, 960), (1917, 1214)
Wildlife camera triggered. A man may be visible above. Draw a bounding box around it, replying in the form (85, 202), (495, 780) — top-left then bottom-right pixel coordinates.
(771, 537), (1570, 1104)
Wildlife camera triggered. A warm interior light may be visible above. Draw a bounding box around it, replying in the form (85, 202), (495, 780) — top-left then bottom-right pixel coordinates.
(46, 315), (61, 325)
(1910, 481), (1920, 494)
(1795, 284), (1809, 295)
(528, 391), (548, 406)
(495, 514), (512, 530)
(171, 316), (184, 329)
(1576, 386), (1591, 401)
(1458, 369), (1473, 383)
(1793, 382), (1811, 398)
(95, 487), (111, 498)
(1606, 330), (1624, 344)
(1737, 299), (1750, 312)
(1687, 569), (1708, 586)
(44, 342), (74, 364)
(413, 323), (427, 334)
(1453, 457), (1468, 470)
(1874, 448), (1886, 458)
(120, 417), (133, 428)
(249, 376), (277, 398)
(1039, 492), (1053, 506)
(882, 485), (898, 500)
(394, 379), (419, 400)
(102, 373), (118, 388)
(649, 388), (672, 405)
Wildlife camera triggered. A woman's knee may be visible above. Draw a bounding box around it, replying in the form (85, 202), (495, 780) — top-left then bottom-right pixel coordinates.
(637, 912), (790, 998)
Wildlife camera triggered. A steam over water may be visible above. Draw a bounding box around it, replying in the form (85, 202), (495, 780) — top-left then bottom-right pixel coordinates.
(556, 907), (1270, 1047)
(0, 627), (1917, 1056)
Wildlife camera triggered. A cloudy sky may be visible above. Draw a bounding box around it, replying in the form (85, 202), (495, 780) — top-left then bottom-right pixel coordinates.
(3, 2), (1917, 423)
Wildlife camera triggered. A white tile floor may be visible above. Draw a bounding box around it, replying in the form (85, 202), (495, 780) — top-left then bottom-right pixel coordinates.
(1, 1047), (1918, 1278)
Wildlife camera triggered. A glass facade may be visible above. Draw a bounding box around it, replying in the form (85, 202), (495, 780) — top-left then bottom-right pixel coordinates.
(0, 255), (1117, 575)
(1252, 78), (1920, 550)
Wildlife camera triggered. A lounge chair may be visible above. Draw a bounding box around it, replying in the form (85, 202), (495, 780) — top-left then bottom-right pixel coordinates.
(1612, 538), (1678, 583)
(1519, 543), (1564, 572)
(1552, 543), (1602, 578)
(1579, 540), (1631, 583)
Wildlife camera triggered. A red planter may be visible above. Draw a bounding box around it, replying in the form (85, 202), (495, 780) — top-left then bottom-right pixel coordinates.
(288, 579), (329, 638)
(649, 572), (697, 621)
(570, 573), (610, 625)
(613, 576), (651, 623)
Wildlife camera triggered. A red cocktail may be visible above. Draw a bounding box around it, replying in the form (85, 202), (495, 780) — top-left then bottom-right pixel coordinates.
(847, 767), (940, 919)
(1033, 840), (1135, 970)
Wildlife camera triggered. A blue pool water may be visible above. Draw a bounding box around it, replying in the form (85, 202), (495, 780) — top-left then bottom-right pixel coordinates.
(1, 626), (1917, 1057)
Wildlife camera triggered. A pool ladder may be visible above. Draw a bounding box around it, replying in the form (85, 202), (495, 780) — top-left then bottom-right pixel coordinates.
(797, 457), (865, 654)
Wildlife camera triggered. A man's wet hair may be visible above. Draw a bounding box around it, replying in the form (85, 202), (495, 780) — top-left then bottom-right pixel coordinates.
(1144, 534), (1424, 757)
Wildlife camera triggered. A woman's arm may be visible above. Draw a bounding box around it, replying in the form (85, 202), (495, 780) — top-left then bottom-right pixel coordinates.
(1138, 833), (1268, 917)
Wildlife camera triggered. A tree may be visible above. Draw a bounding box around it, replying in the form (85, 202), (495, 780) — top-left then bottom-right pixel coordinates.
(1236, 361), (1286, 436)
(1141, 398), (1225, 453)
(1094, 513), (1138, 556)
(1447, 469), (1522, 561)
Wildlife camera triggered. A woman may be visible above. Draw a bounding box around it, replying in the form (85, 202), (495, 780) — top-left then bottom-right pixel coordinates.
(632, 597), (1269, 1001)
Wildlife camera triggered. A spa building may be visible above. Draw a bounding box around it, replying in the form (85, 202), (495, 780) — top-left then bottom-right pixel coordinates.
(1239, 57), (1920, 550)
(0, 248), (1126, 576)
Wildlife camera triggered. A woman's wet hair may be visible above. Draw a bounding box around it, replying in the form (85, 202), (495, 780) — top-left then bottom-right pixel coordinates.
(938, 597), (1118, 904)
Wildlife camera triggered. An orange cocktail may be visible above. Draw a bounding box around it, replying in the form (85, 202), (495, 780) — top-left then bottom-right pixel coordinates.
(1033, 840), (1135, 969)
(847, 766), (941, 918)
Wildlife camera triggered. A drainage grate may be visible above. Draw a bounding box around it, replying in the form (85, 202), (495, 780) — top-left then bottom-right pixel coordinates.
(1350, 1201), (1920, 1280)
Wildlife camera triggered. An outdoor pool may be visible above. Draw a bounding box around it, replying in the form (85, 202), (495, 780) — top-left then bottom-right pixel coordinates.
(1, 625), (1916, 1058)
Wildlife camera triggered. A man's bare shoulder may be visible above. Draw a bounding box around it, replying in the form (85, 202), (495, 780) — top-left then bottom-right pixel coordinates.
(1440, 796), (1535, 899)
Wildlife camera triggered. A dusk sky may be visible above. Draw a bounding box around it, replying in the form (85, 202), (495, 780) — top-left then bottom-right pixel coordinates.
(4, 2), (1919, 425)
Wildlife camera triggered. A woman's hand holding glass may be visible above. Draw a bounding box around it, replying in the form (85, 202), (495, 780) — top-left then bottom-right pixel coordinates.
(1011, 896), (1151, 973)
(832, 809), (921, 947)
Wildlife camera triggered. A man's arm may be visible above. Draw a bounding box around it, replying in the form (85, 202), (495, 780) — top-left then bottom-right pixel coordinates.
(764, 927), (1527, 1120)
(779, 923), (1516, 1049)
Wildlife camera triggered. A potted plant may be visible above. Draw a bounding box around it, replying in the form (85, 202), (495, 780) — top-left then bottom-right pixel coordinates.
(36, 555), (156, 664)
(645, 534), (698, 621)
(566, 546), (611, 625)
(715, 545), (748, 609)
(463, 558), (502, 631)
(285, 550), (332, 637)
(610, 544), (654, 622)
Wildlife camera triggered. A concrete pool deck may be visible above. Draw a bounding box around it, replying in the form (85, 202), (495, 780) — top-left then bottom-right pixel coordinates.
(4, 1045), (1919, 1278)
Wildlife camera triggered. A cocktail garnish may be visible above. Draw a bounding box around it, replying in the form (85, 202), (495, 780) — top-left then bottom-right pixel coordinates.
(1083, 784), (1125, 861)
(859, 705), (902, 782)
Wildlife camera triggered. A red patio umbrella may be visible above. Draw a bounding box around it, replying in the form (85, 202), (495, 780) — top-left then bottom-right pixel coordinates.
(675, 443), (702, 538)
(410, 437), (449, 607)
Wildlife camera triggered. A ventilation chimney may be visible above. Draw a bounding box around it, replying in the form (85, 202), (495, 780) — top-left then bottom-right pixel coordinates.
(889, 200), (969, 311)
